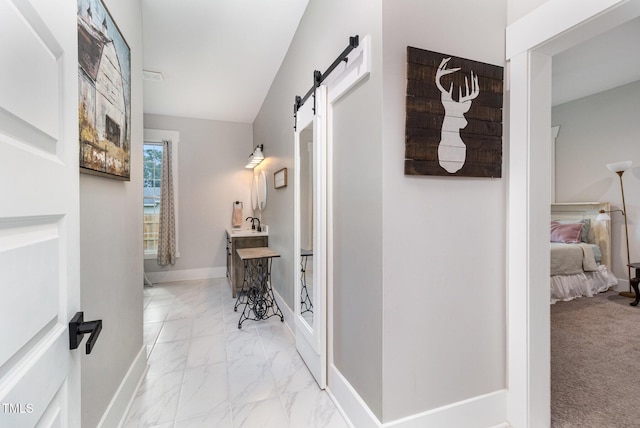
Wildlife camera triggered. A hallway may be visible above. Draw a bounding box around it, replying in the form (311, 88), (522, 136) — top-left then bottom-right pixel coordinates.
(123, 278), (348, 427)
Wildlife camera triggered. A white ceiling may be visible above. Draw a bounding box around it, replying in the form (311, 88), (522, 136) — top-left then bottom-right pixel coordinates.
(552, 17), (640, 106)
(141, 0), (308, 123)
(140, 3), (639, 122)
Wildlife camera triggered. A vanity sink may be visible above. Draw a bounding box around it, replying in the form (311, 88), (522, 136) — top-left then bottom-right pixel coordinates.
(228, 226), (268, 237)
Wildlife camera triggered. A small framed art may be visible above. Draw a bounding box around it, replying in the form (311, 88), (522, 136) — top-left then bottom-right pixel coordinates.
(274, 168), (287, 189)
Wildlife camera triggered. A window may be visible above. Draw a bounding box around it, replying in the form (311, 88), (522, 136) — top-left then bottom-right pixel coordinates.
(143, 129), (179, 259)
(143, 143), (162, 255)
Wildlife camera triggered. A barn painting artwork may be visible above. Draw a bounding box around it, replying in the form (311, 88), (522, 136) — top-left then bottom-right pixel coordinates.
(78, 0), (131, 180)
(405, 47), (503, 178)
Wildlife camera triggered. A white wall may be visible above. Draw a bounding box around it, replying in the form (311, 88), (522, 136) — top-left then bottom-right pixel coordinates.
(381, 0), (507, 422)
(143, 114), (254, 280)
(79, 0), (144, 427)
(553, 80), (640, 288)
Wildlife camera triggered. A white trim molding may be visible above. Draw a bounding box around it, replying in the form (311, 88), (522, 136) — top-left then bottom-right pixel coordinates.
(551, 126), (560, 203)
(271, 286), (295, 334)
(384, 389), (507, 428)
(145, 267), (226, 284)
(328, 365), (378, 428)
(98, 346), (147, 428)
(328, 364), (508, 428)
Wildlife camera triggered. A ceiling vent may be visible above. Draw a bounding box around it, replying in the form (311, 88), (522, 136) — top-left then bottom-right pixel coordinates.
(143, 70), (164, 82)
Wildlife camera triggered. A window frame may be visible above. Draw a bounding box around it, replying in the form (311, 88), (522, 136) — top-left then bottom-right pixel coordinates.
(143, 129), (180, 260)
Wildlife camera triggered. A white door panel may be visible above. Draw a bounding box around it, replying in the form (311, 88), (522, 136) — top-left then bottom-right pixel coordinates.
(0, 0), (80, 426)
(294, 87), (327, 388)
(0, 221), (60, 366)
(2, 333), (68, 427)
(0, 0), (60, 141)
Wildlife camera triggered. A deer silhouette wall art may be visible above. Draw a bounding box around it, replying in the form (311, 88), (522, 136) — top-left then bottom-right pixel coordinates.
(435, 57), (479, 173)
(404, 47), (503, 178)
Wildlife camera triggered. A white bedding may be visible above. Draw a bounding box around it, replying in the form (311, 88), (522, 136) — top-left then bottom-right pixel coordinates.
(550, 265), (617, 304)
(550, 202), (618, 304)
(550, 242), (599, 276)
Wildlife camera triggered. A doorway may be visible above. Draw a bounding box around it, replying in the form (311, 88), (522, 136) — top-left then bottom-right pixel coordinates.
(506, 1), (640, 426)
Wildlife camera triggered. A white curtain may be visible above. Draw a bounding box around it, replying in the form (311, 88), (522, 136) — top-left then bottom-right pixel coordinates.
(157, 139), (176, 266)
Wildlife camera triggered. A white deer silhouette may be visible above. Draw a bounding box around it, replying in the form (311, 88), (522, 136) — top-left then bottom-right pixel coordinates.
(435, 57), (479, 173)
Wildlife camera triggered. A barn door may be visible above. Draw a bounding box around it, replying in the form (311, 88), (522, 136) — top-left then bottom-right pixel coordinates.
(294, 86), (328, 388)
(0, 0), (81, 426)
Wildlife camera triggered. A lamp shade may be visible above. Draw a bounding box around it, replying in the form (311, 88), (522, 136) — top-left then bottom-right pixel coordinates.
(596, 210), (611, 221)
(606, 160), (632, 173)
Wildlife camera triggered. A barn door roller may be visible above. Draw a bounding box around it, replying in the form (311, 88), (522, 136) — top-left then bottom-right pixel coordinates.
(294, 35), (359, 130)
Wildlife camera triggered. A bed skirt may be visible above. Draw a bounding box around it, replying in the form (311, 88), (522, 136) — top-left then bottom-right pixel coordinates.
(550, 265), (618, 304)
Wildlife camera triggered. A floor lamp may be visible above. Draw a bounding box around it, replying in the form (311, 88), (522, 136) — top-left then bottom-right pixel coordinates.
(598, 161), (633, 297)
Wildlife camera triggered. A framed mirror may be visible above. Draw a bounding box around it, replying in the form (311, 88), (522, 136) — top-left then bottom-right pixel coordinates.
(294, 85), (327, 388)
(251, 174), (258, 210)
(257, 170), (267, 211)
(299, 117), (314, 326)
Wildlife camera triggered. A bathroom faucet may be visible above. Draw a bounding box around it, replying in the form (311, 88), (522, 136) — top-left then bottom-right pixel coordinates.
(246, 216), (262, 232)
(245, 216), (255, 229)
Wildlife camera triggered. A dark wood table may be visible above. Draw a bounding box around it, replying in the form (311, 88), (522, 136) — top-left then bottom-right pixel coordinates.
(629, 263), (640, 307)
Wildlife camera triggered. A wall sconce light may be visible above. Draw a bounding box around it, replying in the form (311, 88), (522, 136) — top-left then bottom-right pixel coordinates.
(245, 145), (265, 169)
(601, 160), (634, 300)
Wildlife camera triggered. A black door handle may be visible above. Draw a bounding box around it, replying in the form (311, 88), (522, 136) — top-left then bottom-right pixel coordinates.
(69, 312), (102, 354)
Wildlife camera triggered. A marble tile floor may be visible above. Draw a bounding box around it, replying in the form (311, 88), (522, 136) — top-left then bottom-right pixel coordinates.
(123, 278), (349, 428)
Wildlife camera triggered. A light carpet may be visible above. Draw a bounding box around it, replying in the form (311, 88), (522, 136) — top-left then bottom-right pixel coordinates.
(551, 290), (640, 427)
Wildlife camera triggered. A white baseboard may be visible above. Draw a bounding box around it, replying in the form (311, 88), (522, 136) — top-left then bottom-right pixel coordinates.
(328, 364), (508, 428)
(383, 389), (507, 428)
(271, 285), (294, 333)
(613, 278), (630, 293)
(328, 364), (379, 428)
(145, 267), (226, 284)
(96, 346), (147, 428)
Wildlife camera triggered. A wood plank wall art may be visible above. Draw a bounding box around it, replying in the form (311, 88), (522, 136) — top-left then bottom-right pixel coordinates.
(405, 47), (503, 178)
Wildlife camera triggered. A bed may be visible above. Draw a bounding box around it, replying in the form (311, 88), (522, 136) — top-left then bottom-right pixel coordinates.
(550, 202), (618, 304)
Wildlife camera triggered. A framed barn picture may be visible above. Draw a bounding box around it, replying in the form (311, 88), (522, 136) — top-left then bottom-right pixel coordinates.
(405, 47), (503, 178)
(77, 0), (131, 180)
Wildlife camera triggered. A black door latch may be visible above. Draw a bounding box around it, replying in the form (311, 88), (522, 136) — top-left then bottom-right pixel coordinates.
(69, 312), (102, 354)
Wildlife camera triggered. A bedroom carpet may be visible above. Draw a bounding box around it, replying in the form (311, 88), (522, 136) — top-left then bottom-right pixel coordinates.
(551, 290), (640, 427)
